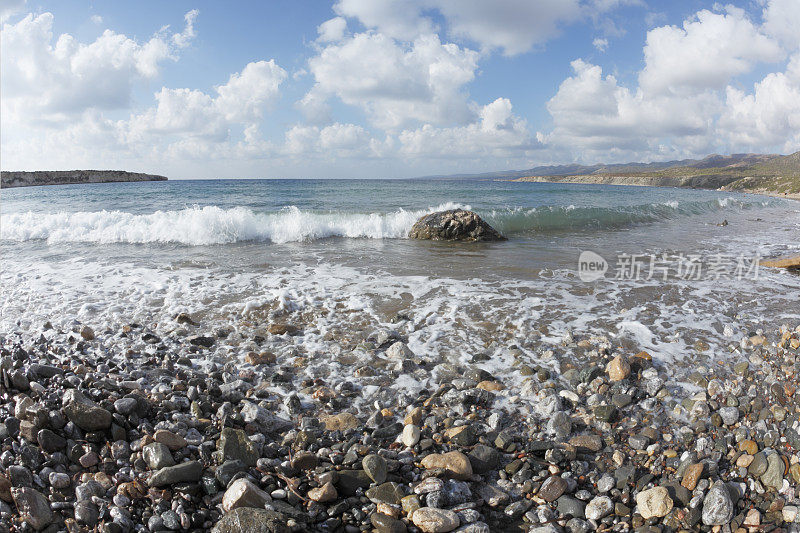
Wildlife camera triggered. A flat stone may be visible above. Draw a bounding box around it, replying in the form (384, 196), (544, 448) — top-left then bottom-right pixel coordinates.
(149, 460), (203, 487)
(412, 507), (461, 533)
(336, 469), (372, 497)
(222, 478), (272, 512)
(569, 434), (604, 452)
(12, 487), (54, 530)
(371, 512), (408, 533)
(211, 507), (290, 533)
(636, 487), (673, 519)
(538, 476), (568, 502)
(239, 401), (293, 436)
(63, 389), (112, 431)
(154, 429), (187, 450)
(420, 451), (473, 480)
(218, 428), (258, 467)
(467, 445), (499, 474)
(557, 495), (586, 518)
(760, 453), (785, 490)
(308, 482), (337, 503)
(114, 397), (138, 415)
(702, 481), (735, 526)
(290, 451), (318, 471)
(363, 454), (388, 484)
(322, 412), (360, 431)
(681, 463), (704, 490)
(366, 482), (407, 505)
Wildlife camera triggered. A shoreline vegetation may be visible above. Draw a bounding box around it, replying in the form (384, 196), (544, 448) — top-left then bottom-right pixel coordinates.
(0, 170), (167, 188)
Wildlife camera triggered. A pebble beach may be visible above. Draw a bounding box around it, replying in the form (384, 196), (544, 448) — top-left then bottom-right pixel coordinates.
(3, 312), (800, 533)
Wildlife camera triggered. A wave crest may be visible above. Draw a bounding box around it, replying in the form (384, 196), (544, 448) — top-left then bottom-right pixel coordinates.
(0, 197), (768, 245)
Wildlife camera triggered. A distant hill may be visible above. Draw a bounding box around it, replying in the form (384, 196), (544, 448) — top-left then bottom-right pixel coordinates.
(1, 170), (168, 188)
(476, 151), (800, 196)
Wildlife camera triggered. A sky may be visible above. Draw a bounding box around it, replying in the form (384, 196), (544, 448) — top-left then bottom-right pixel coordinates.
(2, 0), (800, 179)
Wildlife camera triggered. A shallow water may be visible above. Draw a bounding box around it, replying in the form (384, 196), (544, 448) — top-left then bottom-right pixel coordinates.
(2, 179), (800, 387)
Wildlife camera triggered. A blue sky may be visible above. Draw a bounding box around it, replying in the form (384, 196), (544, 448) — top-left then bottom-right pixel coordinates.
(2, 0), (800, 178)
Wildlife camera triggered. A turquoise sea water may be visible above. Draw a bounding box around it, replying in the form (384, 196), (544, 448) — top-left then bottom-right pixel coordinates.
(2, 179), (800, 381)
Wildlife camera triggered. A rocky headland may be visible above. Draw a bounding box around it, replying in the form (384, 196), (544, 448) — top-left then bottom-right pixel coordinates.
(1, 171), (167, 189)
(2, 312), (800, 532)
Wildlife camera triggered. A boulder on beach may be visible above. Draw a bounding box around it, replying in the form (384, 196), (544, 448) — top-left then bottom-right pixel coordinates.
(408, 209), (506, 242)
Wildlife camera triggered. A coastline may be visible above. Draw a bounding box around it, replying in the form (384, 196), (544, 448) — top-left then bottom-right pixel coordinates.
(0, 170), (167, 188)
(505, 175), (800, 201)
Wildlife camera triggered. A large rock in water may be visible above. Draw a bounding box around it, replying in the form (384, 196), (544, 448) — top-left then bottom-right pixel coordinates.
(408, 209), (506, 242)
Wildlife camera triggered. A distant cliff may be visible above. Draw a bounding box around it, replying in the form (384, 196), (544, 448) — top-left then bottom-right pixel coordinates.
(510, 151), (800, 197)
(1, 170), (168, 188)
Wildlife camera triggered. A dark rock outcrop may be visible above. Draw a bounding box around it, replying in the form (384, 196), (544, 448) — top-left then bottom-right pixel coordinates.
(408, 209), (506, 242)
(1, 170), (167, 188)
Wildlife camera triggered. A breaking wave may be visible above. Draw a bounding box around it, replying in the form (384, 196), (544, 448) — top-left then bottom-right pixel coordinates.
(0, 197), (770, 245)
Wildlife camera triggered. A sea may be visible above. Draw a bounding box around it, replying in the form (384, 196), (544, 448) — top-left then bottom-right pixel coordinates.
(3, 179), (800, 385)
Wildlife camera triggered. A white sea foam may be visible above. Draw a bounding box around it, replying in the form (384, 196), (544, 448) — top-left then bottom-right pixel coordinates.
(2, 195), (768, 245)
(0, 202), (470, 245)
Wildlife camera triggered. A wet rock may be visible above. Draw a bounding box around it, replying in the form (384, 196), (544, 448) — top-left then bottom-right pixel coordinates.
(188, 335), (215, 348)
(308, 482), (337, 503)
(80, 325), (95, 340)
(408, 209), (506, 242)
(11, 487), (53, 530)
(149, 460), (203, 487)
(218, 428), (258, 467)
(75, 500), (100, 526)
(363, 454), (388, 484)
(143, 442), (175, 470)
(371, 512), (408, 533)
(239, 401), (293, 436)
(557, 495), (587, 518)
(538, 475), (568, 502)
